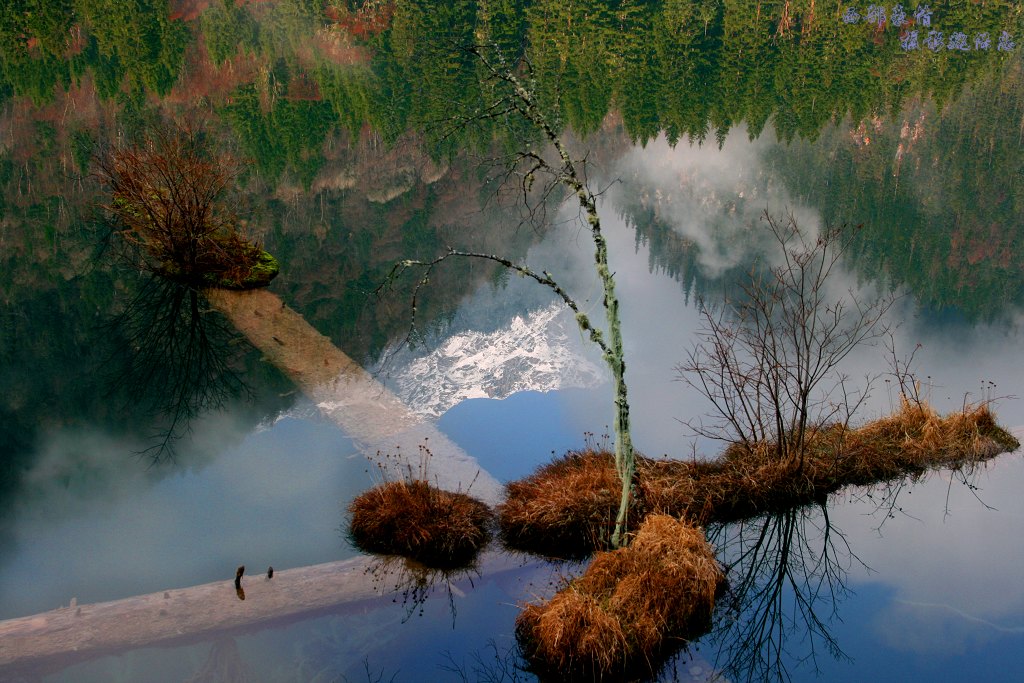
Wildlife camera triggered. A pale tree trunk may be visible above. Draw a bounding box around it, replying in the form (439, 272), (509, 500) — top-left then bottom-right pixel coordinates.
(473, 52), (638, 547)
(387, 49), (639, 547)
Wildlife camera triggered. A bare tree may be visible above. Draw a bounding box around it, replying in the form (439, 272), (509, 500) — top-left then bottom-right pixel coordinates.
(380, 46), (637, 548)
(94, 119), (273, 461)
(105, 275), (252, 462)
(95, 119), (275, 289)
(677, 210), (897, 469)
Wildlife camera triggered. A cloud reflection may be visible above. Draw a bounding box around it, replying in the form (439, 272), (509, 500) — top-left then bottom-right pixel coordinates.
(832, 445), (1024, 655)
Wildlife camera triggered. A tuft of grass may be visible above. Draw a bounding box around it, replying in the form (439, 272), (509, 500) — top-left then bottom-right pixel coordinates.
(497, 449), (637, 560)
(515, 515), (723, 681)
(348, 480), (494, 569)
(836, 399), (1019, 482)
(500, 400), (1020, 557)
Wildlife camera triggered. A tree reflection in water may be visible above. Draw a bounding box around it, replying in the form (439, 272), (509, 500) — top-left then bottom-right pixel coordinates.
(440, 639), (531, 683)
(419, 505), (860, 683)
(707, 504), (859, 683)
(364, 555), (483, 628)
(106, 275), (251, 462)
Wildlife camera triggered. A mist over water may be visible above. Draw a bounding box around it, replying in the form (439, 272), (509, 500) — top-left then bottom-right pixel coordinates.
(612, 130), (819, 276)
(0, 404), (367, 620)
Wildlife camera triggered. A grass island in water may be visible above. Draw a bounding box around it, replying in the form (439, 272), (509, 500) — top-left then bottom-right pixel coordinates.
(350, 397), (1018, 681)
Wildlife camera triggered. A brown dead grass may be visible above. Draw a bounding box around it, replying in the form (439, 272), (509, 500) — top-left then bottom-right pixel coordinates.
(499, 400), (1020, 557)
(348, 480), (493, 569)
(498, 450), (630, 559)
(516, 515), (723, 681)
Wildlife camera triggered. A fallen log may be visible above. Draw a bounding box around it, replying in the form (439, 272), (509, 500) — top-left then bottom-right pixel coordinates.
(0, 291), (516, 678)
(203, 288), (504, 504)
(0, 551), (524, 677)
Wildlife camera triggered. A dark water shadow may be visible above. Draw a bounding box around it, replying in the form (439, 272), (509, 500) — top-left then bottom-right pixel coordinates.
(103, 275), (253, 463)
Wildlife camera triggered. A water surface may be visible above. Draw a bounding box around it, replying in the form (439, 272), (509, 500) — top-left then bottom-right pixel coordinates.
(1, 1), (1023, 681)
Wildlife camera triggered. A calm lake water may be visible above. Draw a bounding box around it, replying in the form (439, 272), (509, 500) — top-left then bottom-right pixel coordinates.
(2, 1), (1023, 681)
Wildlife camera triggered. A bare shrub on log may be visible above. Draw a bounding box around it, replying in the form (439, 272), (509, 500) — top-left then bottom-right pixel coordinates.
(95, 119), (276, 289)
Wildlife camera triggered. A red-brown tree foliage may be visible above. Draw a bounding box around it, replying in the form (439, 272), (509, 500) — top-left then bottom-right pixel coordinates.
(95, 120), (274, 288)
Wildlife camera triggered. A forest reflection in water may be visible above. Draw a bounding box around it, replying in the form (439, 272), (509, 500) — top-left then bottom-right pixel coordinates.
(16, 150), (1024, 683)
(10, 128), (1019, 682)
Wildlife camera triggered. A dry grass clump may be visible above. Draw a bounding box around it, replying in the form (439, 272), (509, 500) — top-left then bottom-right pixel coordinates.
(638, 451), (802, 525)
(348, 480), (493, 569)
(644, 400), (1019, 525)
(516, 515), (723, 681)
(837, 399), (1018, 484)
(499, 401), (1019, 553)
(498, 449), (634, 559)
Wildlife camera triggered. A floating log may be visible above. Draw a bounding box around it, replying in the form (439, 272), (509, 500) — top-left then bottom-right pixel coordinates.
(0, 291), (516, 677)
(204, 288), (503, 504)
(0, 552), (523, 677)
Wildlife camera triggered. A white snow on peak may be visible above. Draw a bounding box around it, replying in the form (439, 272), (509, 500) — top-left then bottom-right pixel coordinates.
(389, 303), (605, 417)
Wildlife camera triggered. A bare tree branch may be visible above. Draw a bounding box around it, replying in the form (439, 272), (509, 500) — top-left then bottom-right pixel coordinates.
(678, 210), (898, 470)
(382, 43), (638, 547)
(94, 118), (274, 289)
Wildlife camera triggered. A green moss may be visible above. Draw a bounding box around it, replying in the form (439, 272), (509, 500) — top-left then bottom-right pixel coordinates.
(241, 249), (280, 288)
(205, 249), (280, 290)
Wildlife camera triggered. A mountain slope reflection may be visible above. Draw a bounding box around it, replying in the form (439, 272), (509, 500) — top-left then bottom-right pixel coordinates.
(204, 287), (503, 503)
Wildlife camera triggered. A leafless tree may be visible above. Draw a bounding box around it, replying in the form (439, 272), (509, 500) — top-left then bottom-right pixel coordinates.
(94, 119), (271, 288)
(440, 639), (530, 683)
(706, 506), (860, 683)
(677, 210), (897, 470)
(380, 46), (638, 548)
(106, 275), (252, 462)
(92, 120), (271, 461)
